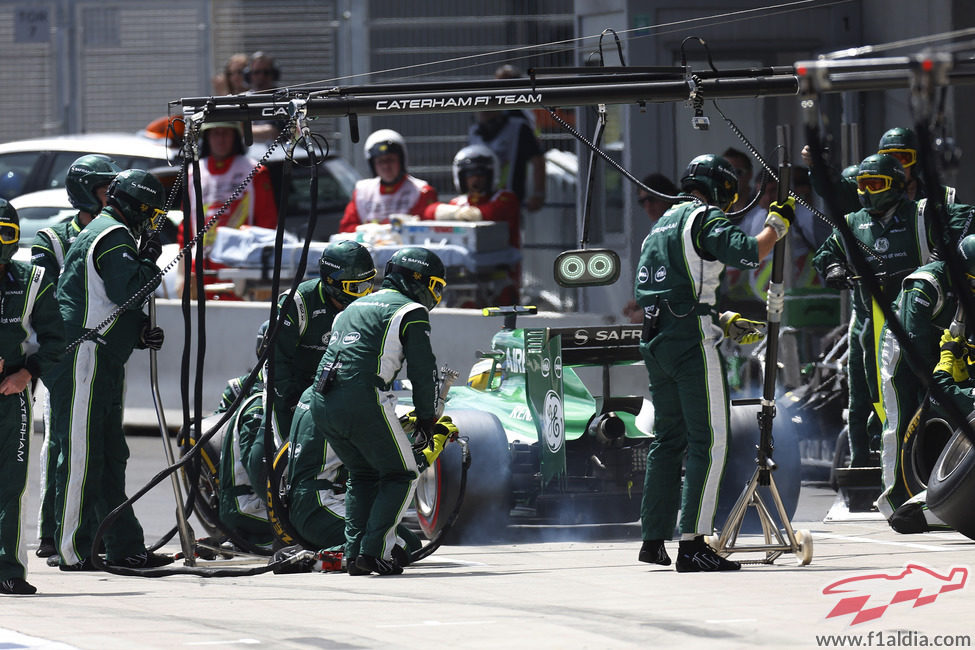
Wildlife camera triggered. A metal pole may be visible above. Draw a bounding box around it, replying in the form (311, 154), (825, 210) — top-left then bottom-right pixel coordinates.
(149, 297), (196, 566)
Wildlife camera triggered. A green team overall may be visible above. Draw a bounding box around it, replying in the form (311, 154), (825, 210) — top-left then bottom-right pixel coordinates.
(877, 258), (959, 532)
(0, 201), (64, 595)
(266, 241), (375, 438)
(212, 322), (270, 544)
(285, 387), (455, 560)
(813, 153), (970, 467)
(218, 386), (275, 546)
(309, 247), (445, 576)
(29, 154), (120, 559)
(49, 169), (172, 570)
(635, 154), (791, 572)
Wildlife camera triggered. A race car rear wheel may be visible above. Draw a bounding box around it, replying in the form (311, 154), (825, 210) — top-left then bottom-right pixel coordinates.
(415, 409), (511, 544)
(715, 403), (801, 534)
(927, 426), (975, 540)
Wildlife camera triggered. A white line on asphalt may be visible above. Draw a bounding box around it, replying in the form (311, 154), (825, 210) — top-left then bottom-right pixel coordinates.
(417, 556), (486, 567)
(375, 620), (496, 629)
(814, 532), (953, 551)
(704, 619), (758, 624)
(0, 629), (77, 649)
(185, 640), (261, 646)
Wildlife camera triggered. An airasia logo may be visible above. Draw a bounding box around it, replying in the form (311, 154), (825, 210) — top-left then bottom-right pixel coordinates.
(823, 564), (968, 626)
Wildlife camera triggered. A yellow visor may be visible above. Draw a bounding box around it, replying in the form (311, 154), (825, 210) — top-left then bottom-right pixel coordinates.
(428, 275), (447, 306)
(0, 221), (19, 245)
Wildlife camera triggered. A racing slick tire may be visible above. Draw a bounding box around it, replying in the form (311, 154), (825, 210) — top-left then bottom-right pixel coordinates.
(926, 424), (975, 541)
(415, 409), (512, 544)
(714, 403), (801, 534)
(902, 416), (954, 494)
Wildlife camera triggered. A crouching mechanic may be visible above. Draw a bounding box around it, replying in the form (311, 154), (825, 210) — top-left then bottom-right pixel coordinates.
(309, 247), (447, 575)
(635, 153), (791, 572)
(218, 375), (275, 548)
(0, 201), (65, 595)
(31, 153), (121, 559)
(50, 169), (173, 570)
(876, 235), (975, 532)
(266, 241), (375, 438)
(286, 386), (455, 563)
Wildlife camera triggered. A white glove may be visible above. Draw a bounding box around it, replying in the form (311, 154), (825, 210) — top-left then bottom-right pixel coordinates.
(434, 203), (482, 222)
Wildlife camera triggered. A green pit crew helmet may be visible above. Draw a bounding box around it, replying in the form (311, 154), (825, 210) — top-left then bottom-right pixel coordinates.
(0, 199), (20, 263)
(66, 154), (122, 215)
(958, 235), (975, 293)
(680, 154), (739, 211)
(256, 320), (269, 358)
(105, 169), (168, 237)
(877, 127), (919, 170)
(383, 246), (447, 311)
(856, 153), (906, 214)
(319, 240), (376, 307)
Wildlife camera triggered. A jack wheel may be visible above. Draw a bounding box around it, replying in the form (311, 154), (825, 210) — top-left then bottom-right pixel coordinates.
(795, 529), (813, 566)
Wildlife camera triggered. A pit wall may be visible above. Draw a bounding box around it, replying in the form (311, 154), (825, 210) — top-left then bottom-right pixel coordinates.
(122, 299), (616, 428)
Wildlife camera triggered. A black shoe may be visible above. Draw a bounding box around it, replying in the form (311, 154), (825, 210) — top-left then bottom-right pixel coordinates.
(638, 540), (671, 566)
(0, 577), (37, 595)
(35, 538), (57, 558)
(675, 537), (741, 573)
(59, 557), (99, 572)
(346, 558), (369, 575)
(391, 544), (412, 568)
(111, 550), (174, 569)
(346, 556), (370, 576)
(355, 554), (403, 576)
(46, 554), (61, 568)
(889, 502), (930, 534)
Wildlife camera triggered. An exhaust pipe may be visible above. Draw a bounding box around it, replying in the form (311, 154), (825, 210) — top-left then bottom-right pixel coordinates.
(588, 412), (626, 446)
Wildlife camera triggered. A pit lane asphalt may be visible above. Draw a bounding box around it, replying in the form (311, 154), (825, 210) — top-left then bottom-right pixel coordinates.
(3, 432), (972, 649)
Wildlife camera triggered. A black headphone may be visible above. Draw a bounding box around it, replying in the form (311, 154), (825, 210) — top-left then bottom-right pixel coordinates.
(243, 51), (280, 85)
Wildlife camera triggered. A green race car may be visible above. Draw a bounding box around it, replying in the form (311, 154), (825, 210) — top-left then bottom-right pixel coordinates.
(408, 306), (801, 543)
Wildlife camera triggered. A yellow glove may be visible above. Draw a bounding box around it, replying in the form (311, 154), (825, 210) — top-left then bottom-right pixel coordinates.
(719, 311), (767, 345)
(421, 416), (459, 466)
(765, 196), (795, 241)
(936, 329), (969, 382)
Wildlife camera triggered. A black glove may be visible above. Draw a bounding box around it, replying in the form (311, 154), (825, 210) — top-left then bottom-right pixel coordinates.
(824, 263), (853, 290)
(140, 325), (165, 351)
(139, 235), (163, 263)
(412, 418), (436, 452)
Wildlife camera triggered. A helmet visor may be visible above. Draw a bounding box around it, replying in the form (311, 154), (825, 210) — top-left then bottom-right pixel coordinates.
(146, 207), (167, 232)
(0, 220), (19, 245)
(428, 275), (447, 307)
(878, 147), (917, 168)
(721, 191), (738, 212)
(342, 271), (377, 298)
(857, 175), (892, 194)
